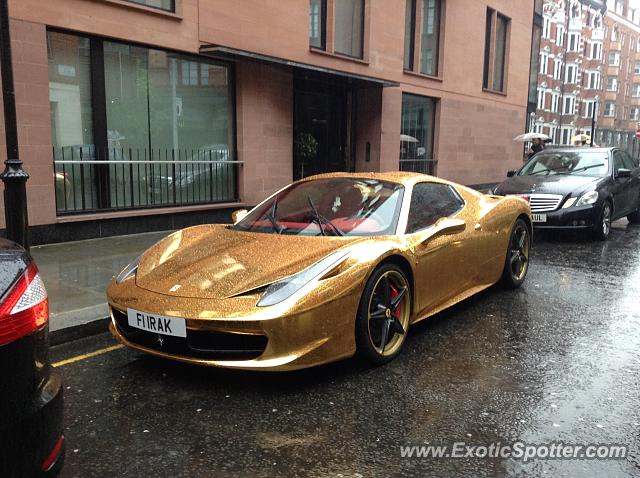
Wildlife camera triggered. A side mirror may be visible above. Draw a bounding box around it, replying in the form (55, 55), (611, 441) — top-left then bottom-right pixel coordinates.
(507, 170), (517, 177)
(419, 218), (466, 245)
(231, 209), (248, 223)
(617, 168), (632, 179)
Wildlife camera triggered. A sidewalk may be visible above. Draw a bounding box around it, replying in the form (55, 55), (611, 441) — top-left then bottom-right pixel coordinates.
(31, 230), (171, 343)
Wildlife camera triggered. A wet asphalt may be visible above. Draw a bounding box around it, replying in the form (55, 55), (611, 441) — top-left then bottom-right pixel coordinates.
(51, 220), (640, 478)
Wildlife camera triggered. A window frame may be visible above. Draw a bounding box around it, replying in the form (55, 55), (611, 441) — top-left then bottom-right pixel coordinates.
(482, 8), (511, 94)
(403, 0), (445, 78)
(309, 0), (369, 61)
(404, 182), (465, 235)
(121, 0), (176, 13)
(309, 0), (327, 50)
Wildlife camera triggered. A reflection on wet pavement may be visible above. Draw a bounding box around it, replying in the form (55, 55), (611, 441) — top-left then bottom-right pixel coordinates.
(31, 231), (170, 330)
(53, 220), (640, 477)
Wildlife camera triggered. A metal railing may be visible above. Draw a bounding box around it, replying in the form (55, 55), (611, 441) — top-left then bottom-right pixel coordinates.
(399, 158), (438, 176)
(53, 147), (241, 214)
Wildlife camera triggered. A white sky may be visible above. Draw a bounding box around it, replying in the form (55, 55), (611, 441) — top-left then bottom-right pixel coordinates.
(630, 0), (640, 10)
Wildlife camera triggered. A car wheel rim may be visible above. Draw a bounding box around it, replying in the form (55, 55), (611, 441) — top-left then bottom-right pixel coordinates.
(603, 205), (611, 236)
(509, 224), (529, 281)
(367, 271), (411, 357)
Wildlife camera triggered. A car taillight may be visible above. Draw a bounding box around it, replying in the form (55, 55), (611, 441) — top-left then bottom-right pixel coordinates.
(0, 262), (49, 345)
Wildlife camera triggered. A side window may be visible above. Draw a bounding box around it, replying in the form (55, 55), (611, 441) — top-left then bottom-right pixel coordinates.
(613, 151), (625, 174)
(621, 151), (638, 170)
(406, 183), (464, 234)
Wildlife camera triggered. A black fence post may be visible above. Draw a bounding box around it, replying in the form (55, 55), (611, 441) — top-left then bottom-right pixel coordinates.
(0, 0), (29, 249)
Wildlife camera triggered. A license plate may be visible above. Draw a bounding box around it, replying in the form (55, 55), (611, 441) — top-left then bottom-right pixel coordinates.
(532, 213), (547, 223)
(127, 308), (187, 337)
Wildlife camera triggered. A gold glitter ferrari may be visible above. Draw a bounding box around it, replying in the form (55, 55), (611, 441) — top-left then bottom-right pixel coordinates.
(107, 172), (531, 371)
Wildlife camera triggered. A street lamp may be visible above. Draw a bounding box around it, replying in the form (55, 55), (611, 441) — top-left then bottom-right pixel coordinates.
(0, 0), (29, 249)
(529, 112), (536, 133)
(590, 96), (599, 147)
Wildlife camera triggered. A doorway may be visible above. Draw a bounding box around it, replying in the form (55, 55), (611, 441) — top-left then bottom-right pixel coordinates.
(293, 71), (355, 180)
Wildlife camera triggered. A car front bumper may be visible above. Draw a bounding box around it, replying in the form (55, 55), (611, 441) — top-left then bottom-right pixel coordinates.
(108, 286), (361, 372)
(532, 203), (601, 229)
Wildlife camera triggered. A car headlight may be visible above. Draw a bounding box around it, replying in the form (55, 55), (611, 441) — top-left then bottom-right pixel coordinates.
(575, 190), (599, 207)
(115, 256), (141, 284)
(257, 251), (350, 307)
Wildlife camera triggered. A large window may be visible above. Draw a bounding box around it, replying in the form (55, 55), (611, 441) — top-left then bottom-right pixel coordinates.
(48, 31), (236, 214)
(400, 93), (436, 175)
(483, 8), (510, 93)
(404, 0), (442, 76)
(127, 0), (175, 12)
(334, 0), (365, 58)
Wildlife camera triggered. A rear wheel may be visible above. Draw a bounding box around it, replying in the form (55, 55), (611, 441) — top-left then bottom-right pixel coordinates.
(593, 201), (612, 241)
(500, 219), (530, 289)
(355, 264), (411, 365)
(627, 199), (640, 224)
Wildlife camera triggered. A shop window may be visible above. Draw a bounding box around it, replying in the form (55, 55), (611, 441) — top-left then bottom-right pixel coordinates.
(400, 93), (437, 175)
(48, 31), (236, 214)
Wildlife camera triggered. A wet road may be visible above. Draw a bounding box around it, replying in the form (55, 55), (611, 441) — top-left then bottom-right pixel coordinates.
(52, 220), (640, 477)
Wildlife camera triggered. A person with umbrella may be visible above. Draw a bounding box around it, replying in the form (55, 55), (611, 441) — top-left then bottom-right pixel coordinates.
(513, 132), (550, 160)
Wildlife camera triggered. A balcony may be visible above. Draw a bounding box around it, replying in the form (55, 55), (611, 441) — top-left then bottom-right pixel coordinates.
(610, 40), (622, 51)
(569, 17), (583, 30)
(607, 65), (621, 76)
(592, 28), (605, 41)
(630, 97), (640, 106)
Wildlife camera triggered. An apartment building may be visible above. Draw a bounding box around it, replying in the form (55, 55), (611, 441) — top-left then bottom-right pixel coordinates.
(0, 0), (538, 243)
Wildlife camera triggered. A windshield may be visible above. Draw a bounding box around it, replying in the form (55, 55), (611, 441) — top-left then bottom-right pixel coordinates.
(519, 151), (609, 177)
(232, 178), (405, 236)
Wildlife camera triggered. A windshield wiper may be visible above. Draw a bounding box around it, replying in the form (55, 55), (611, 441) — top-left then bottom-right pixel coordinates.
(306, 195), (344, 236)
(263, 197), (284, 234)
(567, 163), (606, 174)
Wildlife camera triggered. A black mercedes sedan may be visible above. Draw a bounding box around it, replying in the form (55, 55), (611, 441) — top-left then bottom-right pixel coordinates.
(493, 147), (640, 240)
(0, 238), (64, 476)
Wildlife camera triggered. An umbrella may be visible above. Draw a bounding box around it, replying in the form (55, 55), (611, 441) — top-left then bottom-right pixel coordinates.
(513, 132), (550, 142)
(571, 133), (592, 143)
(400, 134), (419, 143)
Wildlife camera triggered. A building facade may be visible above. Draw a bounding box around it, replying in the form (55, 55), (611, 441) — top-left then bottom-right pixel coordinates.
(0, 0), (537, 243)
(535, 0), (640, 150)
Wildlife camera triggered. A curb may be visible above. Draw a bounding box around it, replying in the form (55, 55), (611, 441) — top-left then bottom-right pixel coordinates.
(50, 317), (110, 346)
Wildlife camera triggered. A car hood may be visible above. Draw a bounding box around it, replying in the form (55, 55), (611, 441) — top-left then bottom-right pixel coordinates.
(495, 174), (603, 196)
(135, 225), (364, 299)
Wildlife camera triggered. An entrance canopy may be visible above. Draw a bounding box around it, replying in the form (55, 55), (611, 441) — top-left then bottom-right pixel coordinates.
(199, 44), (399, 88)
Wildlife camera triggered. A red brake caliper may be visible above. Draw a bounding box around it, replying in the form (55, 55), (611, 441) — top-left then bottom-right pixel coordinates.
(389, 284), (402, 319)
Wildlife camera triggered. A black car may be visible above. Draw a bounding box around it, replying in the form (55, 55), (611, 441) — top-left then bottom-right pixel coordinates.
(493, 147), (640, 240)
(0, 239), (64, 476)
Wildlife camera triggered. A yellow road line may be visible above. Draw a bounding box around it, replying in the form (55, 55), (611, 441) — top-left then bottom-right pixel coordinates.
(53, 344), (125, 368)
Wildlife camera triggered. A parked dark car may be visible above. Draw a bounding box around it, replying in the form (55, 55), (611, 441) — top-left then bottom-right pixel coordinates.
(493, 147), (640, 240)
(0, 239), (64, 476)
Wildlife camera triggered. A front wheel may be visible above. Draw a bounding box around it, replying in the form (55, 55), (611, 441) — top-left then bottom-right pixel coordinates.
(355, 264), (411, 365)
(593, 201), (612, 241)
(500, 218), (530, 289)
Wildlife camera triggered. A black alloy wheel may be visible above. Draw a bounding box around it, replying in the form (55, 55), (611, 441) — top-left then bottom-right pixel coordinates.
(355, 264), (411, 365)
(500, 218), (530, 289)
